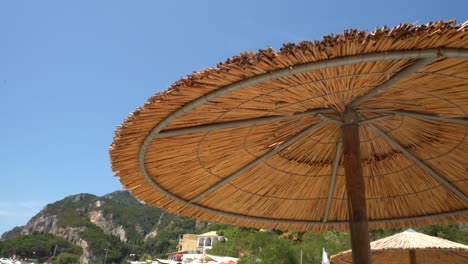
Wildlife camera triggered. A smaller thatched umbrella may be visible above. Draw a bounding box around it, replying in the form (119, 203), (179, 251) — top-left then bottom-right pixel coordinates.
(330, 229), (468, 264)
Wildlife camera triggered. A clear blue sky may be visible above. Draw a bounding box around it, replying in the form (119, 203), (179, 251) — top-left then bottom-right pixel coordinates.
(1, 0), (466, 235)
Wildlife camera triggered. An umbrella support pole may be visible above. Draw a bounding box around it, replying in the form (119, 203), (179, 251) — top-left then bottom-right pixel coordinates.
(409, 250), (416, 264)
(342, 109), (372, 264)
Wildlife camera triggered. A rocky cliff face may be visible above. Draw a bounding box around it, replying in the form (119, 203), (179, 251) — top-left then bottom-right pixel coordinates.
(87, 209), (127, 242)
(22, 214), (58, 235)
(20, 213), (85, 245)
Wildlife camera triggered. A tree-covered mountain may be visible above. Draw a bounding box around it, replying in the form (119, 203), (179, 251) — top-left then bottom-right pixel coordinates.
(1, 191), (466, 264)
(0, 191), (210, 263)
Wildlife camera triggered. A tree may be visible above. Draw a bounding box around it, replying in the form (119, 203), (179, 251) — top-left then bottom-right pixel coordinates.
(139, 253), (152, 262)
(54, 252), (79, 264)
(0, 233), (82, 262)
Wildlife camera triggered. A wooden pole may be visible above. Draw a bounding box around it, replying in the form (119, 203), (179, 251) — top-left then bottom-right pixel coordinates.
(342, 109), (372, 264)
(409, 250), (416, 264)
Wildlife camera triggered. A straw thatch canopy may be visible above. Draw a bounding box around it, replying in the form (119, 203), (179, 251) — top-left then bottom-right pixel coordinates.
(110, 20), (468, 232)
(330, 229), (468, 263)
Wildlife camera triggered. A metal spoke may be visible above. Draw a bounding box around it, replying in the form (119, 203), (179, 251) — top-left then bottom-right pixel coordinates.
(156, 108), (334, 138)
(323, 136), (343, 222)
(318, 114), (343, 125)
(369, 110), (468, 125)
(189, 120), (327, 203)
(368, 123), (468, 202)
(350, 58), (434, 107)
(358, 114), (394, 125)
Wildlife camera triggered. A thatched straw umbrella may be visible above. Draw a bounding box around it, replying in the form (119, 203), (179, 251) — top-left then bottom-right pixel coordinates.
(330, 229), (468, 263)
(110, 21), (468, 263)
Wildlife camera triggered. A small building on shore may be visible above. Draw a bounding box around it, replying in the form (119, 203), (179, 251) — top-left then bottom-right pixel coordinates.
(177, 231), (225, 254)
(165, 231), (226, 262)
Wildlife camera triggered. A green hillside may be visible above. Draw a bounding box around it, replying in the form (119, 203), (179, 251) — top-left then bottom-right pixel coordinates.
(1, 191), (466, 264)
(1, 191), (203, 263)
